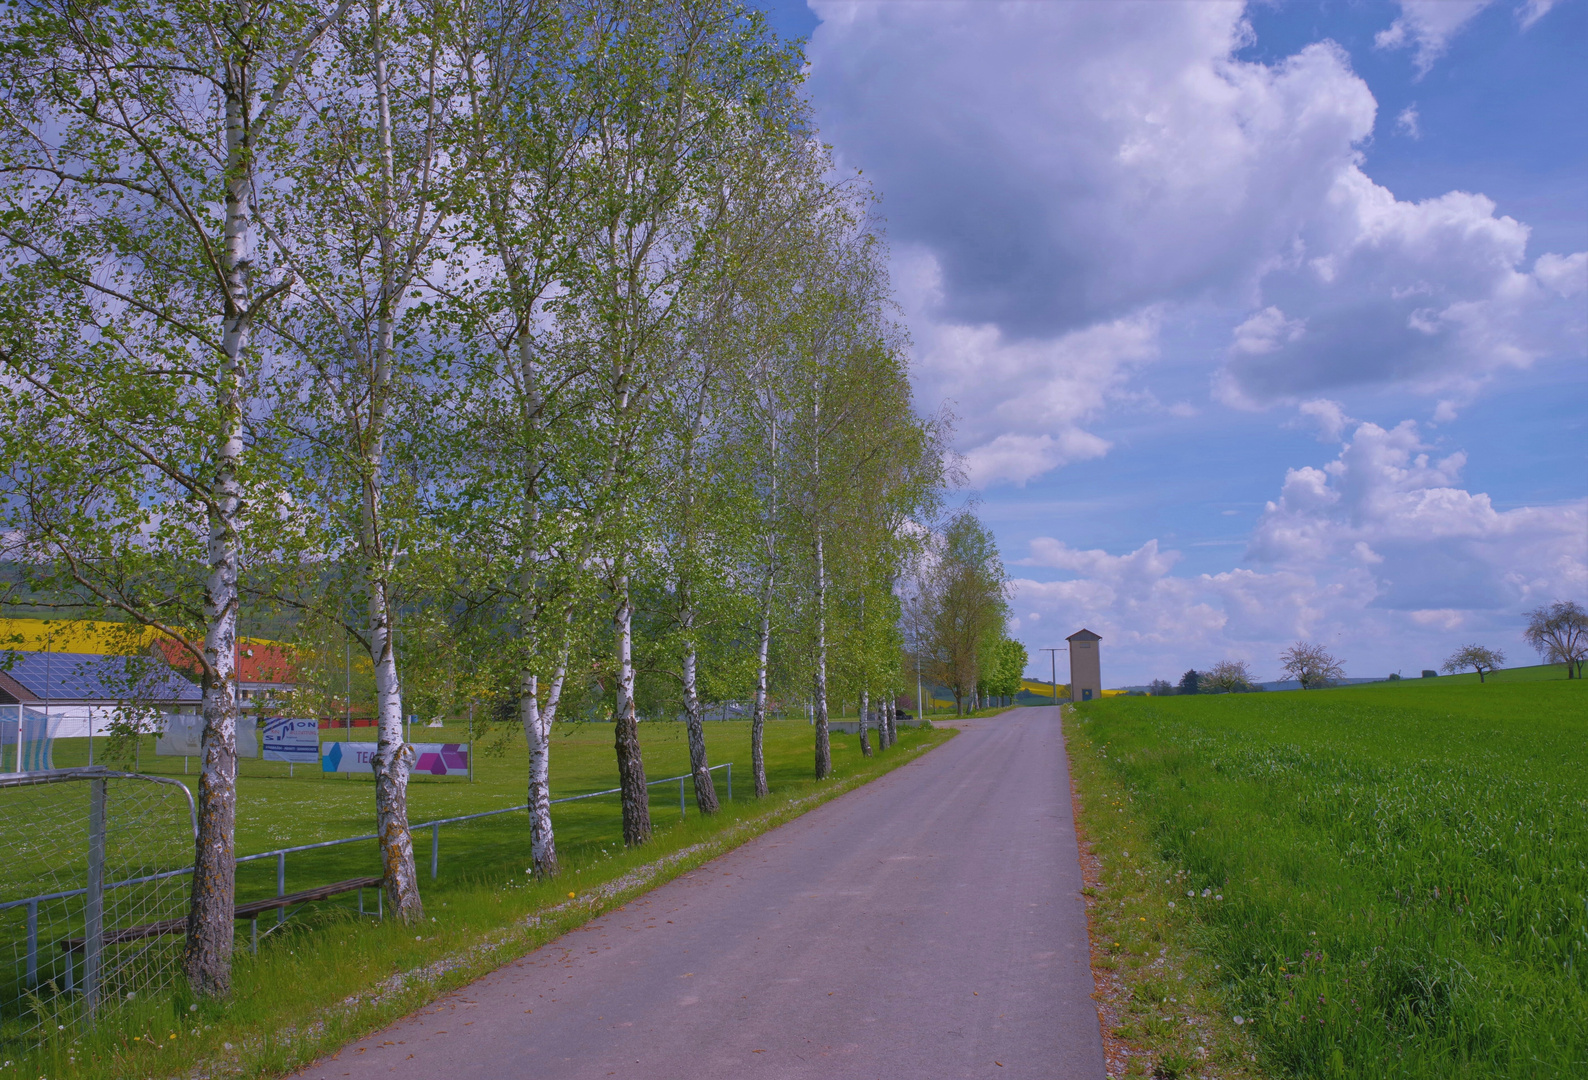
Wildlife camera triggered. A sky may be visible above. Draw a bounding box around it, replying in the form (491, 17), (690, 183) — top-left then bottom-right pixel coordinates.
(747, 0), (1588, 688)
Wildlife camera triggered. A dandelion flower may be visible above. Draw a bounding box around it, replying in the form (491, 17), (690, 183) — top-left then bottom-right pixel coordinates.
(1187, 890), (1194, 898)
(1216, 894), (1223, 900)
(1168, 901), (1176, 908)
(568, 891), (576, 898)
(1202, 888), (1211, 897)
(1233, 1015), (1244, 1025)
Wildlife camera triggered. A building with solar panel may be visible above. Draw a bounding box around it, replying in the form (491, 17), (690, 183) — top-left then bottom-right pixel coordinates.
(0, 651), (201, 739)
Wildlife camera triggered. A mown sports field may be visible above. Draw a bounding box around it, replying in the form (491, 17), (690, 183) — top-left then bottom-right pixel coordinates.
(1067, 664), (1586, 1079)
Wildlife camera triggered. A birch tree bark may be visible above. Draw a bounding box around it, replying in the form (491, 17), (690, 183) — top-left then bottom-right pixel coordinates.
(611, 564), (652, 845)
(812, 506), (832, 780)
(858, 688), (872, 758)
(750, 566), (774, 797)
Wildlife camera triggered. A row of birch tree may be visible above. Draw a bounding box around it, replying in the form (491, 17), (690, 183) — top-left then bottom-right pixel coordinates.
(0, 0), (942, 997)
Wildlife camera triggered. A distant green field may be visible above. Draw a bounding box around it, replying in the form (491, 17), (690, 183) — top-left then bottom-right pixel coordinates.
(1073, 671), (1587, 1079)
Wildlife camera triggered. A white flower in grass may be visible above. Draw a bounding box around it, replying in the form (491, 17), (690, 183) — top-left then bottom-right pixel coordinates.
(1233, 1015), (1244, 1025)
(1168, 901), (1176, 908)
(1202, 888), (1211, 897)
(1187, 890), (1194, 898)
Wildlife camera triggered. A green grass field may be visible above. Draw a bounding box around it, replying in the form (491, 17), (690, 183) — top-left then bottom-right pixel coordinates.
(4, 719), (951, 1078)
(1070, 666), (1586, 1079)
(34, 718), (879, 904)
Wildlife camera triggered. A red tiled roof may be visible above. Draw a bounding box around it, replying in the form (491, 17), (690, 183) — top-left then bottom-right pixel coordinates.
(154, 638), (298, 686)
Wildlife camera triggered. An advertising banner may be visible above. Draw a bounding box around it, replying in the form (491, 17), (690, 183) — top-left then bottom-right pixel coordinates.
(1, 706), (56, 772)
(414, 743), (470, 776)
(156, 714), (257, 758)
(262, 717), (320, 764)
(321, 741), (469, 776)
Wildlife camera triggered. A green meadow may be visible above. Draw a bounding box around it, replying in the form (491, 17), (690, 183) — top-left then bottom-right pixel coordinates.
(1072, 666), (1586, 1079)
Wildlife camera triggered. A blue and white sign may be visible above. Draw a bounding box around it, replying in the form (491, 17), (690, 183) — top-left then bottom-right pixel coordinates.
(263, 717), (320, 764)
(321, 741), (378, 774)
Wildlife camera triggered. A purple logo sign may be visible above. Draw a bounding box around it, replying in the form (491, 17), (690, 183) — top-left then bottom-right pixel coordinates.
(414, 743), (469, 776)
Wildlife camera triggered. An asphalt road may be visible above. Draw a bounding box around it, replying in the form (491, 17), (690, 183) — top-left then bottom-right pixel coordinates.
(296, 707), (1105, 1080)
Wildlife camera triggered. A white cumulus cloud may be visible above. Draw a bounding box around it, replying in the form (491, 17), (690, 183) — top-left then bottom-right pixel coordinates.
(1010, 419), (1586, 684)
(1375, 1), (1495, 74)
(807, 1), (1585, 489)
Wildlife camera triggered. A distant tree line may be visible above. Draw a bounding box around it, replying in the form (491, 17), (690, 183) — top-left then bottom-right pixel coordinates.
(1154, 601), (1588, 697)
(901, 509), (1023, 715)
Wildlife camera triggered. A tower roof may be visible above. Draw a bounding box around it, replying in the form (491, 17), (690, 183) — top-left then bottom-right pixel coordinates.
(1066, 628), (1101, 642)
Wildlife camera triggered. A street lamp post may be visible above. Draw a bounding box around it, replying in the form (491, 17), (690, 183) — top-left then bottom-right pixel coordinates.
(1040, 647), (1061, 706)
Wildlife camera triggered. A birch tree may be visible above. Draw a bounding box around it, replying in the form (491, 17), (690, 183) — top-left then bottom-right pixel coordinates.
(563, 0), (801, 844)
(259, 0), (464, 920)
(0, 0), (348, 995)
(444, 0), (607, 878)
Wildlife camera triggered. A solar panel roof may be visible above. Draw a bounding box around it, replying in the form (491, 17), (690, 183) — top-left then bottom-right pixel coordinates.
(3, 651), (202, 703)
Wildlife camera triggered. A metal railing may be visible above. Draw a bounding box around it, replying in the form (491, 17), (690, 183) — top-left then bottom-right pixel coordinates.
(4, 762), (732, 968)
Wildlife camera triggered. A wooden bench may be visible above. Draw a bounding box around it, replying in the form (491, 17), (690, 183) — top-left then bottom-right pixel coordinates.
(60, 876), (385, 957)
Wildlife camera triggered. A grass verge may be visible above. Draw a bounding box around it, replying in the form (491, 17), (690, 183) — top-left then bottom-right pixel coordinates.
(4, 722), (954, 1080)
(1067, 705), (1263, 1080)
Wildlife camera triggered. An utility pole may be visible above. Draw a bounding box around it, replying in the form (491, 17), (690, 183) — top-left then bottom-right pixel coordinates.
(1040, 647), (1061, 706)
(916, 648), (924, 720)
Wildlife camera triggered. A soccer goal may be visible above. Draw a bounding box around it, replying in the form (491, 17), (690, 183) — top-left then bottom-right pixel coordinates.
(0, 767), (196, 1048)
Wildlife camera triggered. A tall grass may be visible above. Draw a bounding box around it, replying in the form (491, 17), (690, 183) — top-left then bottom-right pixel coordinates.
(1073, 677), (1587, 1079)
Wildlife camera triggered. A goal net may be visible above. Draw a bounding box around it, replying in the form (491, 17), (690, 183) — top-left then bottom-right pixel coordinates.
(0, 767), (196, 1049)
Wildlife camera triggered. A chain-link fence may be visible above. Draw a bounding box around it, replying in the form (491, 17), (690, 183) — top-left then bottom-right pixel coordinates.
(0, 767), (195, 1050)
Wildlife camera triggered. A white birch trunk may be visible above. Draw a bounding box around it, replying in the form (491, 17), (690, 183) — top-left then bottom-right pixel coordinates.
(613, 568), (652, 845)
(750, 575), (772, 798)
(681, 635), (719, 813)
(513, 314), (562, 875)
(365, 0), (421, 921)
(858, 688), (872, 758)
(521, 638), (567, 878)
(749, 412), (776, 797)
(369, 586), (420, 919)
(183, 64), (250, 999)
(812, 524), (831, 780)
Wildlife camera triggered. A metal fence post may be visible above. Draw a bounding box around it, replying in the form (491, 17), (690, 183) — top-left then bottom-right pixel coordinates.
(25, 898), (38, 985)
(277, 851), (287, 926)
(431, 823), (439, 880)
(680, 778), (686, 818)
(726, 762), (732, 802)
(84, 777), (106, 1018)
